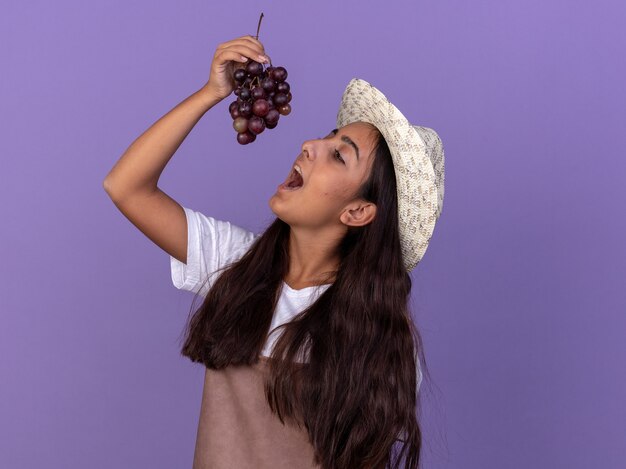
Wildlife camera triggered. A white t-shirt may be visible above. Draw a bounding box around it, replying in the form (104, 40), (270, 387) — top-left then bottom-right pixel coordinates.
(169, 206), (331, 358)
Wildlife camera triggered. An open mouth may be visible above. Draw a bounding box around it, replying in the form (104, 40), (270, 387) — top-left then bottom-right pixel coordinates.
(279, 167), (304, 191)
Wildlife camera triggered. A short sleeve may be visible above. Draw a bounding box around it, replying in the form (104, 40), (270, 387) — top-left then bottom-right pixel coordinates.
(170, 206), (258, 297)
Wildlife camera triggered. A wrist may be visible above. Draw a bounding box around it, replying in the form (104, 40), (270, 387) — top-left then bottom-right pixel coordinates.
(196, 85), (225, 109)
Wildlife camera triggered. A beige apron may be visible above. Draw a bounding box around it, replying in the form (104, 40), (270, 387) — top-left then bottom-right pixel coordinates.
(192, 357), (320, 469)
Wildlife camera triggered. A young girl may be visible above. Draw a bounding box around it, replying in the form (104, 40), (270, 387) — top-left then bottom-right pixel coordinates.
(104, 35), (445, 469)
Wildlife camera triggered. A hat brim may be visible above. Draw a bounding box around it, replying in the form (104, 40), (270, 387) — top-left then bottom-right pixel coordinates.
(336, 78), (439, 271)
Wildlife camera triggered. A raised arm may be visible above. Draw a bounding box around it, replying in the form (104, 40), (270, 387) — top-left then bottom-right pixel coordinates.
(103, 36), (268, 263)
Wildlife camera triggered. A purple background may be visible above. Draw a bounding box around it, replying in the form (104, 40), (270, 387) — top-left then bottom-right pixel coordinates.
(2, 1), (625, 468)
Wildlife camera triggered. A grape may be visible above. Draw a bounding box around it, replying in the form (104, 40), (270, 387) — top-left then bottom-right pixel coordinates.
(237, 131), (256, 145)
(265, 109), (280, 125)
(239, 88), (251, 101)
(273, 93), (288, 106)
(270, 67), (287, 82)
(239, 101), (253, 118)
(286, 92), (292, 103)
(245, 60), (264, 76)
(234, 69), (246, 83)
(248, 115), (266, 134)
(251, 86), (266, 100)
(277, 103), (291, 115)
(252, 99), (270, 117)
(233, 117), (249, 133)
(277, 82), (290, 94)
(261, 77), (276, 92)
(229, 101), (239, 119)
(266, 121), (278, 129)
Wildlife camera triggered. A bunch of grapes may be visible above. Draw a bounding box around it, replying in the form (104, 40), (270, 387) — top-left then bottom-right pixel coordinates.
(228, 13), (292, 145)
(229, 61), (292, 145)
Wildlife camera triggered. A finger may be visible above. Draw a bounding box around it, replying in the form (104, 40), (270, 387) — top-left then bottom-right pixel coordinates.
(216, 41), (265, 60)
(214, 49), (250, 66)
(241, 34), (264, 49)
(215, 48), (260, 66)
(217, 36), (265, 54)
(226, 35), (265, 50)
(218, 44), (268, 63)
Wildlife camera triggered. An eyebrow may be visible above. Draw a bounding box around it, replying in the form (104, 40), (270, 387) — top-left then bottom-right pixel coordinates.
(330, 128), (360, 162)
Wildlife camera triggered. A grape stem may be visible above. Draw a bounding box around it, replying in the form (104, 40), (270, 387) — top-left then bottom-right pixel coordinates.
(254, 13), (272, 66)
(255, 13), (264, 40)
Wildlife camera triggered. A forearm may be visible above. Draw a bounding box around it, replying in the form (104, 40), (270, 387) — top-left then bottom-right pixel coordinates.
(103, 87), (222, 199)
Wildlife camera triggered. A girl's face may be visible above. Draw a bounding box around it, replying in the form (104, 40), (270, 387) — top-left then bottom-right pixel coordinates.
(269, 121), (378, 230)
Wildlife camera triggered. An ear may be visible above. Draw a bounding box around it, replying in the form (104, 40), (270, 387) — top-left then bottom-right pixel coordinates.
(340, 200), (377, 227)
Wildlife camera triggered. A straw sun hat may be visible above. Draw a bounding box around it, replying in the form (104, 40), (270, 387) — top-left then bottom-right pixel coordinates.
(336, 78), (445, 272)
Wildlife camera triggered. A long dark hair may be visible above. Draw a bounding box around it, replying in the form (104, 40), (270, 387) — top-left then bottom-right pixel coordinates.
(179, 125), (428, 469)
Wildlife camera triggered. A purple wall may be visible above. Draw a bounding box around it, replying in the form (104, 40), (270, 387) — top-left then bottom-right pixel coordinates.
(2, 1), (625, 468)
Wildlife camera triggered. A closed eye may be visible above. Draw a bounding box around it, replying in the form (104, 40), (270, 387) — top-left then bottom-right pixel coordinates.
(319, 132), (345, 165)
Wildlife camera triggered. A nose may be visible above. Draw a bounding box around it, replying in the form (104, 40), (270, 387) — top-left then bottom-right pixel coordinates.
(301, 137), (321, 161)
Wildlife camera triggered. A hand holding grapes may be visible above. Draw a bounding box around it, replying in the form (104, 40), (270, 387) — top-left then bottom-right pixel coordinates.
(202, 35), (269, 102)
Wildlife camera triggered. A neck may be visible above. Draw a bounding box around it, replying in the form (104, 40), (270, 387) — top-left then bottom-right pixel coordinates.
(286, 226), (341, 287)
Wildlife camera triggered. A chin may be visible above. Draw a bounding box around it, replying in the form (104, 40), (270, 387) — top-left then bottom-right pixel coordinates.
(268, 194), (284, 216)
(267, 199), (293, 225)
